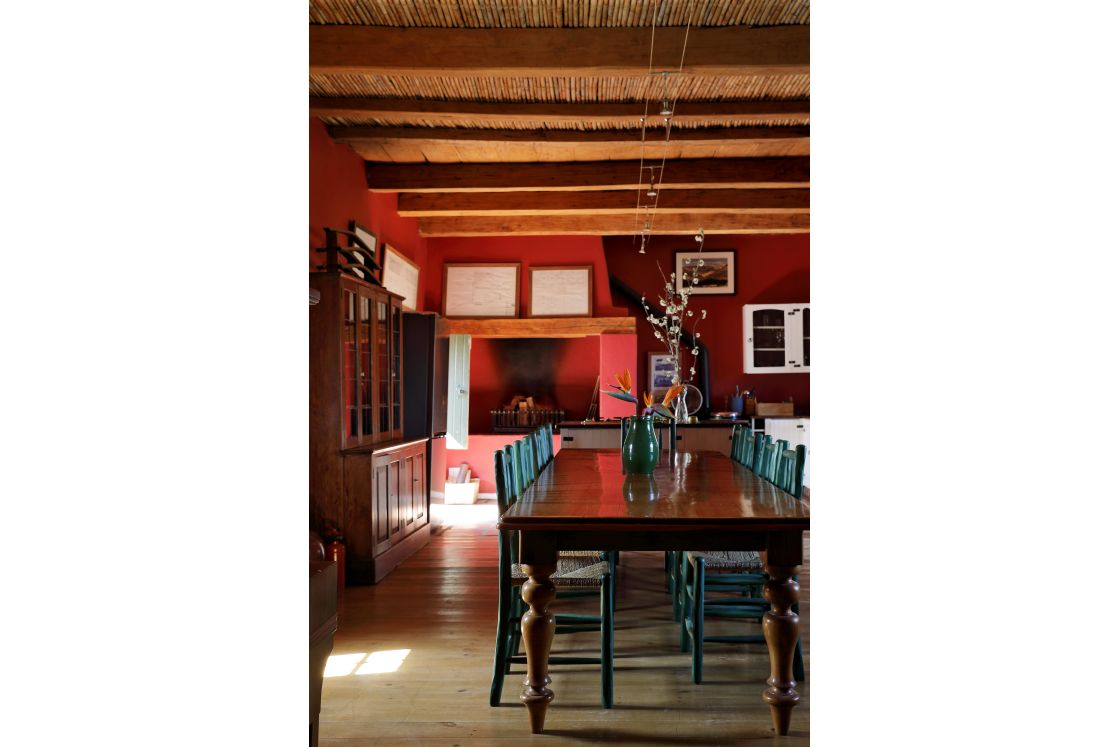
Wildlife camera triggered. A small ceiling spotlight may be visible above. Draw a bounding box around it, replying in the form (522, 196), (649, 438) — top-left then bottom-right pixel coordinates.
(660, 99), (672, 117)
(646, 182), (657, 198)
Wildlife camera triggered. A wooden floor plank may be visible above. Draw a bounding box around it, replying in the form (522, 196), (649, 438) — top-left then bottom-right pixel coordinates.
(320, 519), (810, 744)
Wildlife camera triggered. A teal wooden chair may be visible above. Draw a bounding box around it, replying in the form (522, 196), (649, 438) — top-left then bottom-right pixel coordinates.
(774, 445), (807, 500)
(678, 448), (807, 684)
(490, 447), (615, 708)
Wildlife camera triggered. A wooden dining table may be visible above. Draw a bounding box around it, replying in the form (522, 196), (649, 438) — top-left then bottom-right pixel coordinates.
(496, 447), (810, 736)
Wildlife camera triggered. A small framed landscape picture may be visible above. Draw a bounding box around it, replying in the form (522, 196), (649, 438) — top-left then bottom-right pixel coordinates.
(648, 352), (677, 394)
(675, 249), (736, 295)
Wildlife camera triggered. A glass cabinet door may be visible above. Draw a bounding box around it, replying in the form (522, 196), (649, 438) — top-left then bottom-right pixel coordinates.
(742, 303), (808, 374)
(748, 307), (789, 371)
(343, 289), (359, 445)
(801, 307), (810, 368)
(358, 294), (374, 441)
(377, 299), (390, 440)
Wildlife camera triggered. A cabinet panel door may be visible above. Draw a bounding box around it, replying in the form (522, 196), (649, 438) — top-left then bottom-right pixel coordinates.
(402, 455), (416, 532)
(373, 460), (391, 550)
(388, 459), (401, 540)
(413, 450), (427, 525)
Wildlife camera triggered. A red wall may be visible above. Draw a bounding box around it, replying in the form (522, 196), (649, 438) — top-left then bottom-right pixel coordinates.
(309, 118), (428, 302)
(603, 234), (810, 414)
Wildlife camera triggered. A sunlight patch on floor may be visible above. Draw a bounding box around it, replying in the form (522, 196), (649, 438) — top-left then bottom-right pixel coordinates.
(325, 649), (411, 677)
(431, 500), (498, 528)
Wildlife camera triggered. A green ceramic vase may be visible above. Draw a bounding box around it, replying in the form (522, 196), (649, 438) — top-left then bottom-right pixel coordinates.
(622, 415), (659, 475)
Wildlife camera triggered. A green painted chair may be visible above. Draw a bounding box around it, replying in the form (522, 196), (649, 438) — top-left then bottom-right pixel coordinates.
(678, 448), (807, 684)
(490, 447), (615, 708)
(774, 445), (807, 500)
(679, 549), (804, 685)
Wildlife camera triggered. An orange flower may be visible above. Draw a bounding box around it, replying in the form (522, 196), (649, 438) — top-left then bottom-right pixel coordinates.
(643, 391), (654, 408)
(661, 384), (684, 407)
(614, 369), (632, 394)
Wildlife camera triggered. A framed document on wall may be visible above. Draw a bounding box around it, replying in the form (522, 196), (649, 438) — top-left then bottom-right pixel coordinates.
(528, 266), (593, 317)
(381, 243), (420, 311)
(442, 263), (520, 318)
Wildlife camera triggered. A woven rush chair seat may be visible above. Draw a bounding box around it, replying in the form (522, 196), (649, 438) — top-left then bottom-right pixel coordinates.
(512, 557), (611, 586)
(685, 550), (763, 571)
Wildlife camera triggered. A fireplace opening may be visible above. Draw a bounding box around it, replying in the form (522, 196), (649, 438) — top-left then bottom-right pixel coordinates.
(468, 337), (600, 434)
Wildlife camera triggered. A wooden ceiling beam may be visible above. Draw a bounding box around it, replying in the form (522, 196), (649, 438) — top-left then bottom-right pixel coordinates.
(310, 25), (808, 77)
(417, 214), (809, 237)
(311, 97), (810, 126)
(367, 158), (809, 193)
(398, 189), (810, 217)
(331, 124), (808, 161)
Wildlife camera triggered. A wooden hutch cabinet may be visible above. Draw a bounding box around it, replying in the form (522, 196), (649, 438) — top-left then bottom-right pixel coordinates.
(310, 271), (430, 584)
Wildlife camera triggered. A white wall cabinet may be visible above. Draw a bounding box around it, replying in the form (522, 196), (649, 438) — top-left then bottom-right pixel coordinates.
(742, 303), (810, 374)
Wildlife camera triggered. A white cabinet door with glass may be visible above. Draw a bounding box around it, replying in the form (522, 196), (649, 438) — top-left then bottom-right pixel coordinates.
(742, 303), (810, 374)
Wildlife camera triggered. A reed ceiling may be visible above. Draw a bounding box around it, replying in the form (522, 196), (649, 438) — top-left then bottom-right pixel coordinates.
(310, 0), (810, 235)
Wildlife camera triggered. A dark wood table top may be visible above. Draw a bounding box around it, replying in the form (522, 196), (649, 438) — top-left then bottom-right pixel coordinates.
(498, 449), (810, 532)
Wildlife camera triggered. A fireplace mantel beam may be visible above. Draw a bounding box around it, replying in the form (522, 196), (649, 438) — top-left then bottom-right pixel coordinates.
(436, 316), (635, 338)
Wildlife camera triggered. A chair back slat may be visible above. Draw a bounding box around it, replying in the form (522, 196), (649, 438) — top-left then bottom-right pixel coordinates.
(508, 442), (524, 498)
(742, 429), (757, 468)
(730, 425), (743, 464)
(543, 423), (554, 461)
(520, 436), (536, 485)
(751, 433), (771, 473)
(758, 441), (780, 481)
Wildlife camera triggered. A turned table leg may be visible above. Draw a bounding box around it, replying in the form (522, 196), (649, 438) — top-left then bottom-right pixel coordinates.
(763, 534), (803, 735)
(520, 561), (557, 734)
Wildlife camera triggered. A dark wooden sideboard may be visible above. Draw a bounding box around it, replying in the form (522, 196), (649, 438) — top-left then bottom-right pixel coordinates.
(310, 271), (430, 584)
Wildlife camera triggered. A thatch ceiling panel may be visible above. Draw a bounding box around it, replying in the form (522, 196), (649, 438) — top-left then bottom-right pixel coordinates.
(308, 73), (809, 101)
(310, 0), (809, 28)
(317, 114), (808, 129)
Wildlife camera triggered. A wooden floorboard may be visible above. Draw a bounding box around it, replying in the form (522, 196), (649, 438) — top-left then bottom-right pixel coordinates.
(320, 521), (810, 745)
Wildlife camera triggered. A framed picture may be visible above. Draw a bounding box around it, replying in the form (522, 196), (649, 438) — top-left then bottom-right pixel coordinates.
(381, 243), (420, 311)
(442, 263), (520, 318)
(648, 352), (677, 393)
(675, 249), (736, 295)
(528, 265), (592, 317)
(346, 221), (381, 285)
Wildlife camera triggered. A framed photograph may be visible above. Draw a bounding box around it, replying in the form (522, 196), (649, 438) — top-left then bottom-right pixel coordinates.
(528, 265), (592, 317)
(346, 221), (381, 285)
(381, 243), (421, 311)
(675, 249), (736, 295)
(442, 263), (520, 318)
(648, 352), (677, 393)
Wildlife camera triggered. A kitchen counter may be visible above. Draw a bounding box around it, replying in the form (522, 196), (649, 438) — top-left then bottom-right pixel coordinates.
(559, 417), (807, 429)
